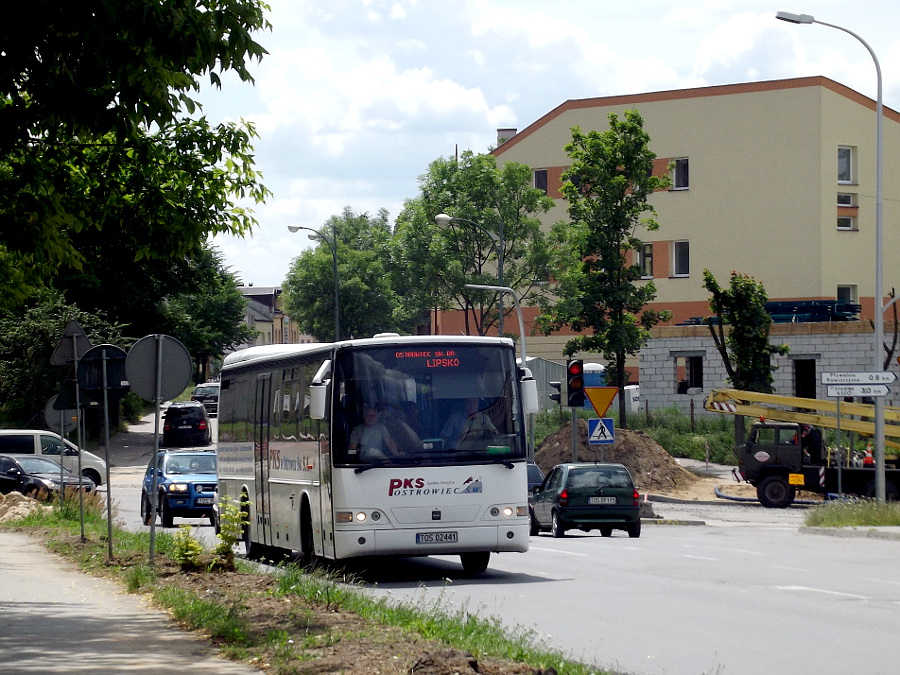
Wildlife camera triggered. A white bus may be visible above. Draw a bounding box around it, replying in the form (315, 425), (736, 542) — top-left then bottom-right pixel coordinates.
(216, 334), (539, 574)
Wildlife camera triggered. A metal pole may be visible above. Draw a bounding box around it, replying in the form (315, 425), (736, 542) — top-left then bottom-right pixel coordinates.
(73, 336), (86, 542)
(149, 334), (163, 566)
(571, 407), (578, 462)
(497, 216), (505, 336)
(101, 349), (114, 559)
(331, 226), (340, 341)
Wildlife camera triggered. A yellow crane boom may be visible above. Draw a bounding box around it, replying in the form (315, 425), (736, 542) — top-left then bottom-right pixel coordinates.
(704, 388), (900, 441)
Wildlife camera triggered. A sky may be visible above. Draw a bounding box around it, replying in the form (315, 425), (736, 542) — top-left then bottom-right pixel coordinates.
(201, 0), (900, 287)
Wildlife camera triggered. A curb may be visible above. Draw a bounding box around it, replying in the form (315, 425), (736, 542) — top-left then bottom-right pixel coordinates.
(800, 526), (900, 541)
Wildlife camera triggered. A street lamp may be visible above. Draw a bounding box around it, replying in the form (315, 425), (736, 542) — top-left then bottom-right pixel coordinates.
(435, 212), (507, 334)
(288, 224), (340, 342)
(776, 10), (887, 500)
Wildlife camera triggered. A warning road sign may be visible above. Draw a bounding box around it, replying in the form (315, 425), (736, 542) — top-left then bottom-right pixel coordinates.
(588, 418), (615, 444)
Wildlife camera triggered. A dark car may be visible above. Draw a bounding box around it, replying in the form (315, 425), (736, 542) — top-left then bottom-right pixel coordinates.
(530, 462), (641, 538)
(190, 382), (220, 416)
(0, 454), (95, 498)
(141, 450), (218, 527)
(527, 461), (545, 492)
(162, 401), (212, 447)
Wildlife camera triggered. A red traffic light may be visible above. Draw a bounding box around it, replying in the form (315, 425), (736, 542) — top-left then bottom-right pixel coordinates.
(566, 359), (585, 407)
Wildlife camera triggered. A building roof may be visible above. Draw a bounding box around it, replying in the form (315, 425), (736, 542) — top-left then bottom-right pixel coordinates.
(492, 76), (900, 158)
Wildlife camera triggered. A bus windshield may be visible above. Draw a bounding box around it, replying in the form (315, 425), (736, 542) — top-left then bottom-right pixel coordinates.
(332, 344), (525, 466)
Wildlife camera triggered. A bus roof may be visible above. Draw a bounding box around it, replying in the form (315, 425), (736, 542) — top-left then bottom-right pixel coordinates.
(221, 335), (515, 371)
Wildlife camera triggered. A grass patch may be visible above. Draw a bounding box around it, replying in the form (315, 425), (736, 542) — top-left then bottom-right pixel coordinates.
(805, 498), (900, 527)
(2, 501), (610, 674)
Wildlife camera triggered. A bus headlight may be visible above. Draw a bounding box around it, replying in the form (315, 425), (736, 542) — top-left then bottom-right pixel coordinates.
(355, 511), (367, 522)
(516, 505), (528, 517)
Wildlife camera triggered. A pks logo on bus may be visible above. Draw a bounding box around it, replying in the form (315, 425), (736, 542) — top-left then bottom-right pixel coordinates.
(387, 476), (483, 497)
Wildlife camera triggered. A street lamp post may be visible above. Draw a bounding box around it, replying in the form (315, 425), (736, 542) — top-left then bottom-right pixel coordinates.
(288, 224), (340, 342)
(776, 10), (887, 500)
(435, 213), (506, 334)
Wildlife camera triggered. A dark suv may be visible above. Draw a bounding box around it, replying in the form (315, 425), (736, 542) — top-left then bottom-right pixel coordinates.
(141, 450), (217, 527)
(190, 382), (220, 416)
(162, 401), (212, 447)
(530, 462), (641, 538)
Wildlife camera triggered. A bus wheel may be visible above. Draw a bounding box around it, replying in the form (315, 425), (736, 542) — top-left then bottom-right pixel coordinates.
(757, 475), (795, 509)
(241, 503), (261, 560)
(460, 552), (490, 575)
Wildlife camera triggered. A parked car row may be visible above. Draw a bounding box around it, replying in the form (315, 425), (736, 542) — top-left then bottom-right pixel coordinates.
(0, 454), (96, 498)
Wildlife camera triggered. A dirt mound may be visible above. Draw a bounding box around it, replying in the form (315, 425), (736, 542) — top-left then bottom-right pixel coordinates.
(534, 419), (699, 494)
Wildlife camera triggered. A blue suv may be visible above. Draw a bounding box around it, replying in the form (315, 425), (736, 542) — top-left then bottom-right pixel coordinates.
(141, 450), (217, 527)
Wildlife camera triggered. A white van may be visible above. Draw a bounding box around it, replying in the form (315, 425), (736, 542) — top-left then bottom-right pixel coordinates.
(0, 430), (106, 486)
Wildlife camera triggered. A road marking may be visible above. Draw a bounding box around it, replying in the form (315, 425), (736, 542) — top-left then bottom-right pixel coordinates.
(682, 554), (719, 561)
(528, 546), (590, 557)
(775, 585), (869, 600)
(771, 565), (807, 572)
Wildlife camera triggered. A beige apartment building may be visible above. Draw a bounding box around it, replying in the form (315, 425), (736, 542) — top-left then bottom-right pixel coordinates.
(482, 77), (900, 405)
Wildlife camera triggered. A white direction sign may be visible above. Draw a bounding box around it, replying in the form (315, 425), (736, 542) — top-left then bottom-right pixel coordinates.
(826, 384), (890, 398)
(588, 418), (615, 444)
(821, 371), (897, 385)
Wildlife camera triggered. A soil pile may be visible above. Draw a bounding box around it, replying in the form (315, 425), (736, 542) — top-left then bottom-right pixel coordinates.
(534, 419), (699, 494)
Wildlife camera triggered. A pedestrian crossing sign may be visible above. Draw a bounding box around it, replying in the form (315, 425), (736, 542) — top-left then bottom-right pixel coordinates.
(588, 418), (615, 444)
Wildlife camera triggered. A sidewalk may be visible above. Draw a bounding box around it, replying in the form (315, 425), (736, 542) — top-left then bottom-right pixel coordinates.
(0, 412), (262, 674)
(0, 530), (260, 674)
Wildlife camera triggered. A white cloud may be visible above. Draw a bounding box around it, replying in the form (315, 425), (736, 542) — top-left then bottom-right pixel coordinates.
(203, 0), (900, 286)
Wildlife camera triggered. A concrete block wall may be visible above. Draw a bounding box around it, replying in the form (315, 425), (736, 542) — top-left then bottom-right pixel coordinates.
(639, 323), (900, 413)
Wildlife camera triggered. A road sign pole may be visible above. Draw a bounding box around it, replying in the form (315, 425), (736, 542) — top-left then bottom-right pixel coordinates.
(74, 338), (86, 542)
(571, 407), (578, 463)
(101, 350), (114, 560)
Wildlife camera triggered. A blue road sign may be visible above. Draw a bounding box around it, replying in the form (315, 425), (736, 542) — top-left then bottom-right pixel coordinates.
(588, 418), (615, 444)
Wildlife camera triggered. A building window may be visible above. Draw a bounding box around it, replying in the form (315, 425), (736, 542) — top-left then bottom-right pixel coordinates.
(837, 193), (855, 206)
(673, 241), (690, 277)
(837, 285), (858, 304)
(533, 169), (548, 194)
(672, 158), (689, 190)
(838, 146), (854, 184)
(674, 355), (703, 394)
(637, 243), (653, 278)
(837, 216), (857, 231)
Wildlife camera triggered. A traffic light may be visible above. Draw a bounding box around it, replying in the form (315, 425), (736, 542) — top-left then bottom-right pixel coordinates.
(566, 359), (585, 407)
(549, 381), (562, 405)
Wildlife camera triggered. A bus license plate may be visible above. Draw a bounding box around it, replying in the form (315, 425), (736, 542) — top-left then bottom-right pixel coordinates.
(416, 531), (458, 544)
(588, 496), (616, 505)
(196, 497), (214, 505)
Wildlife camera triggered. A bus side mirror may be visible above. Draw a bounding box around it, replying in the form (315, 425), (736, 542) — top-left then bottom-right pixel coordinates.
(309, 382), (328, 420)
(520, 369), (539, 415)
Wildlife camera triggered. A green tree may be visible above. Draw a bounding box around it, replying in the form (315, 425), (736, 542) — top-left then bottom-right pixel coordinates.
(0, 1), (271, 305)
(49, 121), (268, 337)
(702, 270), (789, 393)
(537, 111), (671, 426)
(395, 151), (554, 336)
(161, 246), (257, 382)
(283, 208), (404, 341)
(0, 291), (125, 426)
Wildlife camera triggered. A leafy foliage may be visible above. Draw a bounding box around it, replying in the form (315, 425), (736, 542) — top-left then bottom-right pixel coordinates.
(538, 111), (671, 425)
(283, 208), (405, 341)
(702, 270), (789, 393)
(160, 246), (257, 382)
(0, 291), (125, 425)
(0, 1), (272, 306)
(394, 151), (554, 336)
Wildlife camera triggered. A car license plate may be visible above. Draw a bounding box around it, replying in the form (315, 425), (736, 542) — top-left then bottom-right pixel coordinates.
(196, 497), (214, 505)
(589, 496), (617, 505)
(416, 531), (458, 544)
(178, 424), (190, 429)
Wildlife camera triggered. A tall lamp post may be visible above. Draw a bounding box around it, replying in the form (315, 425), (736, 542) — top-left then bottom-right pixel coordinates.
(435, 212), (506, 334)
(776, 10), (887, 500)
(288, 224), (340, 342)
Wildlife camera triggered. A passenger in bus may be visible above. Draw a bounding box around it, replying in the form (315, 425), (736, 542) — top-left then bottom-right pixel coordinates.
(440, 398), (498, 449)
(349, 405), (400, 462)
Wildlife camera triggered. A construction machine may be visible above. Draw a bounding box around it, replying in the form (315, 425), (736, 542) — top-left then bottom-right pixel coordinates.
(704, 389), (900, 507)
